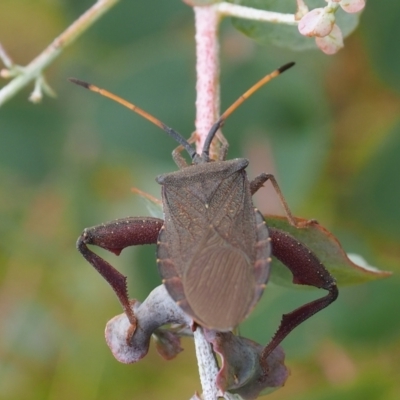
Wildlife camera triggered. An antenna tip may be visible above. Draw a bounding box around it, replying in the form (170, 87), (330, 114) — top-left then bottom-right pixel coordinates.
(68, 78), (91, 89)
(278, 62), (295, 74)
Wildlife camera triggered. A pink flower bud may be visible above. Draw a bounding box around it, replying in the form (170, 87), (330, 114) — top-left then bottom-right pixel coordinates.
(339, 0), (365, 13)
(298, 8), (336, 38)
(315, 24), (344, 54)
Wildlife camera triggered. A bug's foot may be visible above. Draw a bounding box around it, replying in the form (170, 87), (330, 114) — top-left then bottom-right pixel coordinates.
(126, 322), (137, 345)
(296, 218), (319, 228)
(124, 299), (138, 345)
(258, 350), (270, 382)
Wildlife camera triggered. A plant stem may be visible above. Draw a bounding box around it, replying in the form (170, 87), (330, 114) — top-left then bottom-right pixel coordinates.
(215, 2), (296, 25)
(0, 0), (120, 107)
(194, 5), (221, 158)
(193, 6), (221, 398)
(193, 327), (219, 400)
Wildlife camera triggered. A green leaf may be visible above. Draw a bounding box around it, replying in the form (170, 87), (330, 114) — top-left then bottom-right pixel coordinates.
(265, 215), (391, 286)
(182, 0), (221, 5)
(228, 0), (361, 51)
(347, 119), (400, 241)
(362, 0), (400, 94)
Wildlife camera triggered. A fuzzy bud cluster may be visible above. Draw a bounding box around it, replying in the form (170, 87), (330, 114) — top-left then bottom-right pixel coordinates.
(297, 0), (365, 54)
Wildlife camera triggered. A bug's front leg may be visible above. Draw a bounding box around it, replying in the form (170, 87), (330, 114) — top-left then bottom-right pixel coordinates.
(77, 217), (163, 333)
(250, 173), (317, 228)
(260, 228), (338, 373)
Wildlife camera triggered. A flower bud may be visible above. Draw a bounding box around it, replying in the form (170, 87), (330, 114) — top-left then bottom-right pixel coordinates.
(339, 0), (365, 13)
(315, 24), (344, 54)
(298, 7), (335, 38)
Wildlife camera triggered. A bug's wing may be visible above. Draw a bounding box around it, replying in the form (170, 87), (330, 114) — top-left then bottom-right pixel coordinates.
(158, 164), (270, 329)
(182, 226), (256, 330)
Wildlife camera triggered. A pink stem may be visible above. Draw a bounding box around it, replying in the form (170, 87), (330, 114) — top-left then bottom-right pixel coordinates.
(194, 6), (221, 158)
(193, 8), (222, 399)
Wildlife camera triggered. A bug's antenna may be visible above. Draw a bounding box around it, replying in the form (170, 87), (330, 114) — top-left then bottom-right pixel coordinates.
(202, 62), (295, 159)
(69, 78), (197, 160)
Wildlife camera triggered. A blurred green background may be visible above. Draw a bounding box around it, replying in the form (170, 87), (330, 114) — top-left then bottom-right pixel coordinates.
(0, 1), (399, 399)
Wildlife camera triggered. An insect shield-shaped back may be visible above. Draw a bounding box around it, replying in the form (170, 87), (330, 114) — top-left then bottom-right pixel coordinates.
(156, 158), (271, 330)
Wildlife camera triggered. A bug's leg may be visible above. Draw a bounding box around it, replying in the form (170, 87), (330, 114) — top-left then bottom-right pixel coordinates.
(250, 173), (302, 227)
(131, 187), (162, 205)
(200, 128), (229, 161)
(172, 132), (198, 168)
(215, 131), (229, 161)
(172, 131), (230, 165)
(260, 227), (338, 373)
(77, 217), (163, 332)
(172, 144), (190, 169)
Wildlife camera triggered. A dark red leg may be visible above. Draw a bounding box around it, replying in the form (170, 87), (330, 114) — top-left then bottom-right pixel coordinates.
(77, 217), (163, 328)
(260, 228), (338, 372)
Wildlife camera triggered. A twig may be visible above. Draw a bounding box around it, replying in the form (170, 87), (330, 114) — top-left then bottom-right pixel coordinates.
(215, 2), (296, 25)
(0, 44), (15, 71)
(194, 5), (221, 158)
(193, 7), (221, 399)
(0, 0), (120, 107)
(193, 327), (220, 400)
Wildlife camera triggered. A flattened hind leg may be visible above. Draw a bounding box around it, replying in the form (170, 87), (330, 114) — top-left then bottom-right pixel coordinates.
(260, 228), (338, 374)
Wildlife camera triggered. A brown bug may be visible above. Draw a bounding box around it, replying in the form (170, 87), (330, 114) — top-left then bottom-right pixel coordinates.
(71, 62), (338, 367)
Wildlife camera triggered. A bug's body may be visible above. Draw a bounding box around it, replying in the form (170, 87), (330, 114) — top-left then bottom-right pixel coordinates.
(156, 158), (270, 329)
(73, 62), (338, 371)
